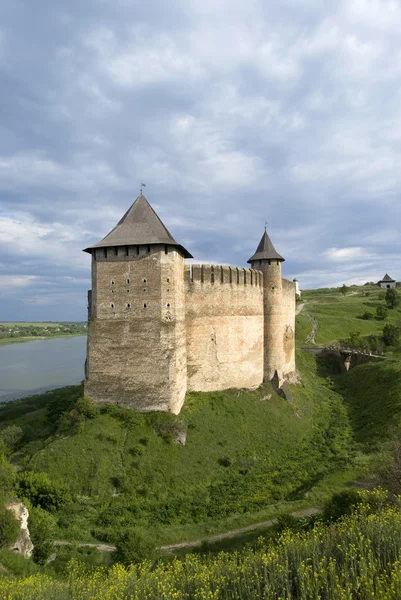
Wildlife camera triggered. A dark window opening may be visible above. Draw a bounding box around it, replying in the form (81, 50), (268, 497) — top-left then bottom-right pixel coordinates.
(167, 289), (170, 292)
(127, 289), (130, 293)
(147, 245), (150, 253)
(167, 303), (170, 308)
(111, 303), (114, 308)
(143, 303), (147, 308)
(167, 278), (170, 283)
(127, 278), (130, 285)
(104, 248), (107, 258)
(125, 246), (129, 256)
(111, 280), (115, 285)
(143, 279), (147, 284)
(136, 245), (140, 255)
(114, 247), (118, 256)
(165, 245), (168, 254)
(268, 259), (271, 265)
(127, 303), (131, 308)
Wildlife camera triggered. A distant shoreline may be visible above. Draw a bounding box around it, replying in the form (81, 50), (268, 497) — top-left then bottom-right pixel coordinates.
(0, 333), (87, 346)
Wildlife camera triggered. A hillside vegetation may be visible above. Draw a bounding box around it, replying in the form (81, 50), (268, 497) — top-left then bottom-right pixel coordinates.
(1, 284), (401, 591)
(0, 322), (87, 345)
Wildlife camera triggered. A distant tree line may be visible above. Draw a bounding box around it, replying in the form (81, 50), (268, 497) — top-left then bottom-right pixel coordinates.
(0, 323), (87, 340)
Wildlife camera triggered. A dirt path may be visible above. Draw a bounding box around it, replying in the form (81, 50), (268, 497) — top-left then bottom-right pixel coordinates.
(158, 506), (322, 552)
(305, 315), (319, 345)
(296, 302), (305, 316)
(53, 506), (322, 554)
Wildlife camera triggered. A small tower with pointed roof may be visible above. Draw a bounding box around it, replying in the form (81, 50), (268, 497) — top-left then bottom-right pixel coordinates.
(248, 230), (289, 383)
(83, 193), (192, 414)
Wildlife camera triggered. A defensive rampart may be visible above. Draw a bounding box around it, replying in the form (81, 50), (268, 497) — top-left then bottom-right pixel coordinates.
(184, 264), (264, 392)
(281, 279), (296, 375)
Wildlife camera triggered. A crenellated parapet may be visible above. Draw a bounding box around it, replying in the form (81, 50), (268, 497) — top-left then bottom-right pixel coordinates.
(184, 264), (263, 287)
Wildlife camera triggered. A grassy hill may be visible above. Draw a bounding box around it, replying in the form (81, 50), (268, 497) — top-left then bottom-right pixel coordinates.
(0, 284), (400, 576)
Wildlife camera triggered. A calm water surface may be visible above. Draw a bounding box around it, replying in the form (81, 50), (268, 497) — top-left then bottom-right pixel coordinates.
(0, 336), (87, 402)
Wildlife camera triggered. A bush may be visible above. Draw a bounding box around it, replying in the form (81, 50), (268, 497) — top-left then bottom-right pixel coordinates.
(0, 505), (20, 548)
(322, 489), (362, 523)
(113, 528), (155, 565)
(75, 397), (99, 419)
(0, 454), (15, 492)
(29, 506), (57, 564)
(361, 311), (373, 320)
(376, 306), (388, 321)
(382, 324), (400, 347)
(0, 425), (24, 453)
(15, 472), (70, 512)
(385, 288), (399, 309)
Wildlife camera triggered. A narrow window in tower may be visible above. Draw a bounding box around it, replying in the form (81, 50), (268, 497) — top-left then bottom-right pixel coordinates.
(127, 303), (131, 309)
(143, 279), (147, 284)
(104, 248), (107, 258)
(111, 280), (115, 285)
(268, 259), (271, 265)
(167, 303), (170, 308)
(143, 303), (147, 308)
(127, 278), (130, 284)
(125, 246), (129, 256)
(114, 247), (118, 256)
(167, 278), (170, 283)
(147, 245), (150, 253)
(136, 245), (139, 255)
(111, 303), (114, 309)
(127, 289), (130, 293)
(165, 245), (168, 254)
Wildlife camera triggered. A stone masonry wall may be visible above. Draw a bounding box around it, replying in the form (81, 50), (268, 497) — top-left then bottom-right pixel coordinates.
(184, 264), (264, 392)
(85, 244), (187, 414)
(281, 278), (296, 376)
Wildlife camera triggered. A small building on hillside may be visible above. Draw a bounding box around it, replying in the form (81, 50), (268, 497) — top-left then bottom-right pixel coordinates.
(293, 278), (301, 298)
(378, 274), (396, 289)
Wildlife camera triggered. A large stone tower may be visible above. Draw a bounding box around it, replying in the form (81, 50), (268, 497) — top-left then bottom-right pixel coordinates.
(248, 231), (287, 383)
(83, 194), (193, 414)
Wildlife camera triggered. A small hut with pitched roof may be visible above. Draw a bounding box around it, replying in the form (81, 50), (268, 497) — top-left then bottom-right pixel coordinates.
(378, 274), (396, 289)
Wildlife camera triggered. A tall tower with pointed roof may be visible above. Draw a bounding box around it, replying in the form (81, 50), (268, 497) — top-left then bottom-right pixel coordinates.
(248, 230), (294, 383)
(83, 193), (192, 414)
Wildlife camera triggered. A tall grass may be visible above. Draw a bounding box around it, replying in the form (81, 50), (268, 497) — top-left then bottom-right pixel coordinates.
(3, 494), (401, 599)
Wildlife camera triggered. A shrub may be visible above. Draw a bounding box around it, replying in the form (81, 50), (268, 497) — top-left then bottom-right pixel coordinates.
(28, 506), (57, 564)
(376, 306), (388, 320)
(0, 506), (20, 549)
(75, 397), (99, 419)
(15, 472), (70, 512)
(0, 454), (15, 492)
(113, 528), (155, 565)
(0, 425), (24, 453)
(385, 288), (399, 309)
(361, 311), (373, 320)
(382, 324), (400, 347)
(322, 489), (362, 523)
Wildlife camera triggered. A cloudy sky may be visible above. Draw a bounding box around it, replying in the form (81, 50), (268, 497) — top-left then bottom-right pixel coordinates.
(1, 0), (400, 321)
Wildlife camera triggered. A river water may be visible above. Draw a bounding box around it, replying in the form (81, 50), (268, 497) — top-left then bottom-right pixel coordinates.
(0, 336), (87, 402)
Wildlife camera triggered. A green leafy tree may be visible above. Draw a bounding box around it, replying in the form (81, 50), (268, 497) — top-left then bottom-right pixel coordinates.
(0, 454), (15, 492)
(385, 288), (399, 309)
(322, 489), (362, 523)
(29, 506), (57, 564)
(0, 425), (24, 453)
(15, 472), (70, 512)
(340, 284), (348, 296)
(376, 306), (388, 321)
(113, 528), (155, 565)
(382, 324), (400, 347)
(0, 505), (20, 549)
(361, 311), (373, 320)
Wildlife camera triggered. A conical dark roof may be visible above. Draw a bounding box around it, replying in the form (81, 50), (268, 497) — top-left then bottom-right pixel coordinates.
(247, 231), (284, 263)
(379, 273), (395, 282)
(83, 194), (193, 258)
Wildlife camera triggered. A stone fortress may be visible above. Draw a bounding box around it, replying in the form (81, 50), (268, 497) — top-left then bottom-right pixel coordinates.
(83, 194), (296, 414)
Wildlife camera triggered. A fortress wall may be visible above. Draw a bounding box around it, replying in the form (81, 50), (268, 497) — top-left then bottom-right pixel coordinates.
(184, 264), (264, 392)
(85, 245), (187, 414)
(281, 278), (296, 376)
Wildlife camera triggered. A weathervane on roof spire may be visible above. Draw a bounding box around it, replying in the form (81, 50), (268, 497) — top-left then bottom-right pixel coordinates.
(264, 220), (268, 232)
(140, 181), (146, 194)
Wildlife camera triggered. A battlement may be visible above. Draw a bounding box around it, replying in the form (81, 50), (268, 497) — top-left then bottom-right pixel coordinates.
(184, 264), (263, 287)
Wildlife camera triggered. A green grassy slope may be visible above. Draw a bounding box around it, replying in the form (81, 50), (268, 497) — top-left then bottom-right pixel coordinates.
(301, 286), (401, 347)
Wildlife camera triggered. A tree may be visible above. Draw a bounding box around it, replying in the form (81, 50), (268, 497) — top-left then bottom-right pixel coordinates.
(361, 311), (373, 320)
(29, 506), (57, 564)
(376, 306), (388, 321)
(340, 284), (348, 296)
(385, 288), (399, 309)
(15, 471), (70, 512)
(382, 324), (400, 347)
(0, 425), (24, 453)
(0, 505), (20, 549)
(113, 528), (155, 565)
